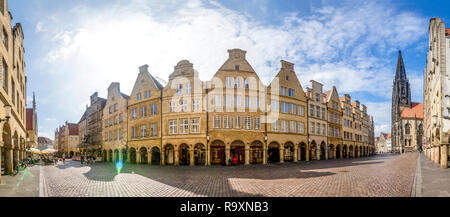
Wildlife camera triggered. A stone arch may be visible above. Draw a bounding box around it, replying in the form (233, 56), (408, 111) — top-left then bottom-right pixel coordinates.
(349, 145), (354, 158)
(164, 144), (174, 165)
(129, 147), (137, 164)
(151, 146), (161, 165)
(298, 142), (307, 161)
(210, 140), (225, 166)
(178, 143), (189, 166)
(250, 140), (263, 164)
(284, 142), (295, 162)
(194, 143), (206, 165)
(268, 141), (280, 163)
(12, 131), (19, 168)
(336, 144), (341, 159)
(2, 123), (12, 174)
(140, 147), (148, 164)
(230, 140), (245, 165)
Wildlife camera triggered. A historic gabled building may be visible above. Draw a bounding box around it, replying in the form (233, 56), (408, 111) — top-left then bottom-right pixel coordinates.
(325, 86), (343, 159)
(69, 48), (376, 167)
(340, 94), (354, 158)
(162, 60), (207, 166)
(376, 133), (392, 154)
(207, 49), (266, 166)
(391, 51), (423, 154)
(306, 81), (328, 160)
(82, 92), (106, 156)
(102, 82), (129, 163)
(77, 108), (87, 157)
(126, 65), (163, 165)
(54, 121), (79, 156)
(267, 60), (308, 163)
(0, 0), (28, 177)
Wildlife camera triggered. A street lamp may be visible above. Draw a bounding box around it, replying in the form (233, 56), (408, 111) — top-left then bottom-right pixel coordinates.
(0, 105), (12, 123)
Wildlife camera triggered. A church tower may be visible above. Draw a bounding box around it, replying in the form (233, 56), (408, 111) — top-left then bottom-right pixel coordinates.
(391, 50), (412, 153)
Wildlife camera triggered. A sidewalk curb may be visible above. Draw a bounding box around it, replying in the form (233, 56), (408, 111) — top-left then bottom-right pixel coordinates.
(411, 153), (422, 197)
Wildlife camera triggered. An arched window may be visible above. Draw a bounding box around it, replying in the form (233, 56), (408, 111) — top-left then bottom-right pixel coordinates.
(405, 124), (410, 135)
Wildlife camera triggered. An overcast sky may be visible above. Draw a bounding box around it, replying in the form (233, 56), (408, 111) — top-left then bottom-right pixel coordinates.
(9, 0), (450, 139)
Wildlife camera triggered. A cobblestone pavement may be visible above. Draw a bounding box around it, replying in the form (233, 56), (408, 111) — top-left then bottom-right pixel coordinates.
(0, 165), (40, 197)
(38, 153), (418, 197)
(419, 153), (450, 197)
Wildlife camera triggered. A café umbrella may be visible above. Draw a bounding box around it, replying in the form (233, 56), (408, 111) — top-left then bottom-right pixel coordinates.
(41, 148), (57, 154)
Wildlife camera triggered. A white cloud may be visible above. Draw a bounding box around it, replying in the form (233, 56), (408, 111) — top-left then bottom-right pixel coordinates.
(33, 0), (426, 136)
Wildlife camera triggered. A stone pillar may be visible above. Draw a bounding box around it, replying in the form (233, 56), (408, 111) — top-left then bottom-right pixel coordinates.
(136, 151), (141, 164)
(346, 148), (349, 159)
(305, 144), (309, 161)
(225, 146), (230, 166)
(434, 146), (440, 164)
(161, 149), (165, 166)
(263, 145), (267, 165)
(6, 149), (13, 174)
(441, 144), (448, 168)
(148, 150), (152, 165)
(106, 151), (110, 162)
(127, 151), (131, 163)
(206, 144), (211, 166)
(293, 145), (298, 162)
(325, 145), (328, 160)
(316, 145), (320, 160)
(279, 145), (284, 163)
(244, 147), (250, 165)
(189, 149), (195, 166)
(174, 147), (179, 166)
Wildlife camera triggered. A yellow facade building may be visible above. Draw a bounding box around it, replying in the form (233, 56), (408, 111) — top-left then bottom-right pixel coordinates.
(0, 0), (28, 178)
(71, 48), (376, 167)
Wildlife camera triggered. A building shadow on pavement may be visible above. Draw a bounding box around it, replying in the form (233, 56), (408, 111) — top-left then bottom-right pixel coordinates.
(51, 155), (389, 197)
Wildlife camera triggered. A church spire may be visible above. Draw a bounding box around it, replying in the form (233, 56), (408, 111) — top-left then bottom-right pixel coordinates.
(33, 92), (36, 110)
(395, 50), (407, 81)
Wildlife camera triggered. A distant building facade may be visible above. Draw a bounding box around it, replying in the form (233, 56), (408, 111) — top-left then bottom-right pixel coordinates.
(375, 133), (391, 154)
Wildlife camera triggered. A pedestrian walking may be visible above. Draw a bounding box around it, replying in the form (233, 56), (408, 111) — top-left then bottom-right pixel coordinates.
(62, 153), (66, 164)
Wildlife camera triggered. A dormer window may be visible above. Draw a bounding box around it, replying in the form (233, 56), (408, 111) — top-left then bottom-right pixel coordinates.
(176, 84), (183, 94)
(235, 65), (240, 71)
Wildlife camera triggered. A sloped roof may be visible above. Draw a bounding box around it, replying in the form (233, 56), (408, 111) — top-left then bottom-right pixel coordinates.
(324, 90), (331, 100)
(149, 73), (164, 90)
(38, 137), (53, 144)
(78, 110), (88, 123)
(121, 93), (130, 99)
(67, 123), (79, 135)
(26, 108), (34, 130)
(400, 102), (423, 119)
(446, 28), (450, 36)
